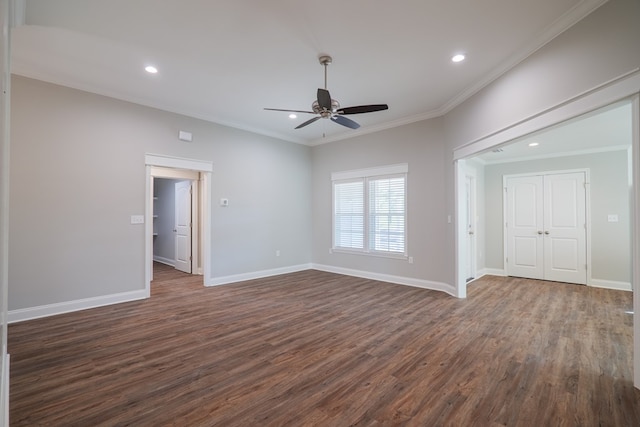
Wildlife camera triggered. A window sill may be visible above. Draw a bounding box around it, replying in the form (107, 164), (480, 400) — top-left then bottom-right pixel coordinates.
(331, 248), (408, 261)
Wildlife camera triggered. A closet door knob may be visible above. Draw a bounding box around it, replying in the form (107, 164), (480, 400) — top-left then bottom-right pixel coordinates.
(537, 231), (543, 235)
(544, 231), (550, 235)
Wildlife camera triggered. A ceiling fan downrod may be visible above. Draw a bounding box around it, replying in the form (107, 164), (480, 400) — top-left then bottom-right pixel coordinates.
(319, 55), (332, 90)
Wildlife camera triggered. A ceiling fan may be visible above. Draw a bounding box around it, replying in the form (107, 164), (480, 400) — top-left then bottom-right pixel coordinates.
(264, 55), (389, 130)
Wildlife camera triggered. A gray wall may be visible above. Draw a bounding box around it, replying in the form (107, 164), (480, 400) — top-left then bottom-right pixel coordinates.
(483, 150), (631, 283)
(311, 119), (452, 285)
(152, 178), (179, 263)
(9, 76), (312, 310)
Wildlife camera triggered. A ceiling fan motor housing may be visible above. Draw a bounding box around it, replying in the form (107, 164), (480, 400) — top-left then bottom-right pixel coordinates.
(312, 99), (340, 118)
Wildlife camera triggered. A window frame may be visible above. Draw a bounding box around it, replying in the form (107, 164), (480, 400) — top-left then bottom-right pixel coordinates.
(331, 164), (408, 259)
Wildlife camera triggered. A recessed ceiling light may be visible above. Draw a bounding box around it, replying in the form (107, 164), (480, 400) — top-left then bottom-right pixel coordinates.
(289, 113), (297, 119)
(451, 54), (465, 63)
(528, 142), (539, 147)
(145, 65), (158, 74)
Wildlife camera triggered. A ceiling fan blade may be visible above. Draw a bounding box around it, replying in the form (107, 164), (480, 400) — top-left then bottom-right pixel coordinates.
(295, 116), (321, 129)
(264, 108), (316, 114)
(336, 104), (389, 115)
(317, 88), (332, 110)
(331, 115), (360, 129)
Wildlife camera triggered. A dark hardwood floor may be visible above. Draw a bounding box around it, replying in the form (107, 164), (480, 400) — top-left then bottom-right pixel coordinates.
(8, 264), (640, 426)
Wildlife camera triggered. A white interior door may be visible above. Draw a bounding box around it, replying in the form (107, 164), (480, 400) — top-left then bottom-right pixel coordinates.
(174, 180), (192, 274)
(543, 172), (587, 284)
(506, 175), (544, 279)
(506, 172), (586, 284)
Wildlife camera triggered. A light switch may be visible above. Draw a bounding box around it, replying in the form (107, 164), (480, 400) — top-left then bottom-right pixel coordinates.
(220, 198), (229, 207)
(131, 215), (145, 224)
(607, 214), (619, 223)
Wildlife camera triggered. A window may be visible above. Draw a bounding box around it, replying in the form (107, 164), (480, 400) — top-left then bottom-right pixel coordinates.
(334, 180), (364, 249)
(332, 164), (407, 257)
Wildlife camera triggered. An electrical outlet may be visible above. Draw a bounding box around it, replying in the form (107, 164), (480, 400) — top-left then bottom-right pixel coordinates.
(408, 256), (414, 264)
(130, 215), (144, 224)
(275, 250), (280, 257)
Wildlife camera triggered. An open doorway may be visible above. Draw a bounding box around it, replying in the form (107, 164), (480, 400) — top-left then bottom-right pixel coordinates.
(463, 101), (632, 291)
(153, 177), (197, 274)
(144, 154), (213, 296)
(456, 97), (635, 292)
(453, 84), (639, 388)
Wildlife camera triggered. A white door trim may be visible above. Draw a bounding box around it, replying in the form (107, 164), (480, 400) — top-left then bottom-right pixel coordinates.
(631, 93), (640, 389)
(465, 170), (477, 281)
(150, 168), (201, 278)
(453, 70), (640, 161)
(454, 159), (467, 298)
(145, 154), (212, 297)
(145, 154), (213, 172)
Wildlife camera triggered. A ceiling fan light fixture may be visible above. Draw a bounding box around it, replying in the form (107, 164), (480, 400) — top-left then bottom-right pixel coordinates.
(145, 65), (158, 74)
(451, 54), (465, 63)
(289, 113), (297, 119)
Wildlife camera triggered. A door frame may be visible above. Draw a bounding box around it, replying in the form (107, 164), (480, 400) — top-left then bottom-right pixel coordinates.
(502, 169), (591, 283)
(465, 171), (477, 281)
(144, 154), (212, 296)
(151, 172), (199, 274)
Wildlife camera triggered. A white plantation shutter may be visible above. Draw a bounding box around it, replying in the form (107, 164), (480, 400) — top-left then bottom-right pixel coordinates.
(369, 175), (405, 253)
(332, 164), (407, 257)
(333, 180), (364, 250)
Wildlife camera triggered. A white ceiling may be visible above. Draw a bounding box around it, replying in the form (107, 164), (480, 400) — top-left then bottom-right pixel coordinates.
(474, 100), (633, 164)
(11, 0), (607, 145)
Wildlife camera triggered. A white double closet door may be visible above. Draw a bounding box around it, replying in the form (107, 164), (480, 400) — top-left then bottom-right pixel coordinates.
(505, 171), (587, 285)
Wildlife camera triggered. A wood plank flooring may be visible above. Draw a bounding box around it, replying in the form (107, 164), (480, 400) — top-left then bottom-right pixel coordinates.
(8, 264), (640, 426)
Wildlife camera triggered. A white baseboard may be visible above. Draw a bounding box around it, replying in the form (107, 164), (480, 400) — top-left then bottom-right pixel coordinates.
(206, 263), (313, 287)
(8, 289), (148, 324)
(589, 278), (632, 291)
(475, 270), (631, 291)
(2, 354), (8, 427)
(311, 263), (457, 297)
(153, 255), (175, 266)
(477, 268), (507, 277)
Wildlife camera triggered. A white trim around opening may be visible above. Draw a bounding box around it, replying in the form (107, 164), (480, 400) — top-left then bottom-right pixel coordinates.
(145, 154), (213, 297)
